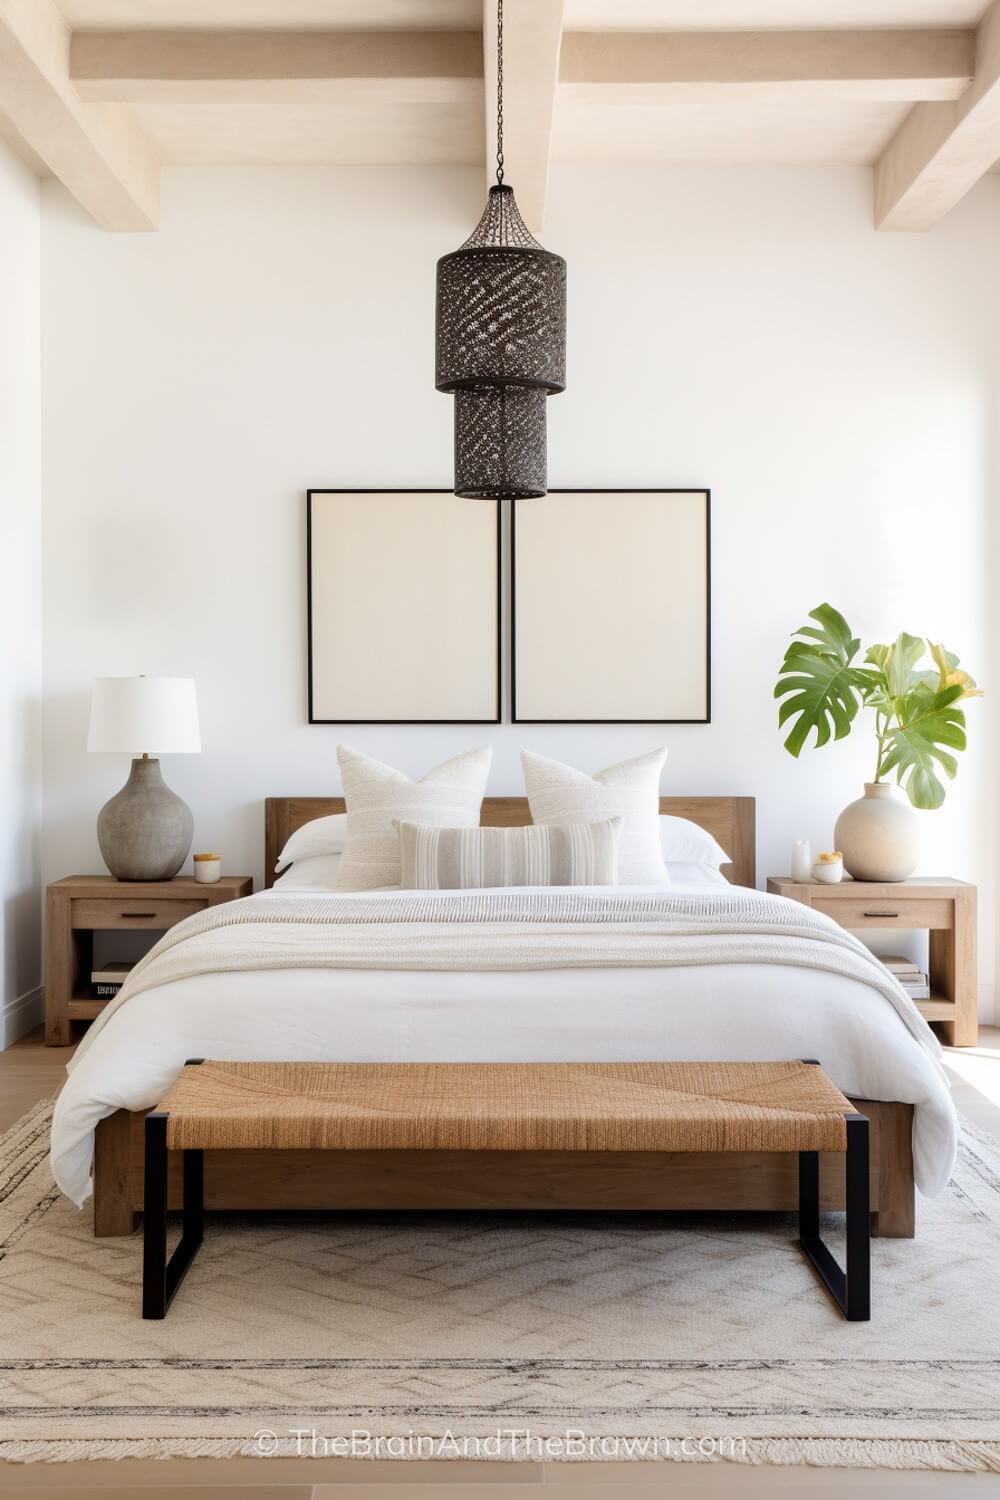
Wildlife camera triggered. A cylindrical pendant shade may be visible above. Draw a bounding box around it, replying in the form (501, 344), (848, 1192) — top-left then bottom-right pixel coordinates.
(453, 386), (547, 500)
(436, 185), (565, 500)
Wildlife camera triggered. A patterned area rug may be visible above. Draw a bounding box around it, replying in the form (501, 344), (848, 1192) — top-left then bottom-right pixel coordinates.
(2, 1099), (1000, 1470)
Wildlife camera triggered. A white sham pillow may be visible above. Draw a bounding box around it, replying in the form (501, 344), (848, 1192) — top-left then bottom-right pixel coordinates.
(336, 744), (493, 891)
(664, 862), (730, 890)
(521, 748), (668, 886)
(659, 815), (729, 869)
(275, 813), (347, 873)
(273, 853), (342, 891)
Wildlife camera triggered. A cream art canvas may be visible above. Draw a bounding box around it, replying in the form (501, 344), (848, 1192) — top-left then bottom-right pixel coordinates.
(512, 490), (710, 722)
(308, 491), (500, 723)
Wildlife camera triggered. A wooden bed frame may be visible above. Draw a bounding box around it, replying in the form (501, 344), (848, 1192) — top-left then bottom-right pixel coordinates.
(92, 793), (916, 1238)
(264, 794), (758, 891)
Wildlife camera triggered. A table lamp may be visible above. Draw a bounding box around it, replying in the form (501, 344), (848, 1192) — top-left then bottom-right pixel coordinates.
(88, 677), (201, 881)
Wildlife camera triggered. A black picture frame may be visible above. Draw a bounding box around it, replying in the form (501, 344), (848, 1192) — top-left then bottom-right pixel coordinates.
(307, 489), (502, 725)
(511, 488), (712, 725)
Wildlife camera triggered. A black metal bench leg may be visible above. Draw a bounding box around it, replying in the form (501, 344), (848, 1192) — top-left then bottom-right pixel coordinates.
(845, 1113), (871, 1321)
(142, 1112), (168, 1319)
(142, 1113), (204, 1320)
(798, 1112), (870, 1321)
(799, 1148), (819, 1239)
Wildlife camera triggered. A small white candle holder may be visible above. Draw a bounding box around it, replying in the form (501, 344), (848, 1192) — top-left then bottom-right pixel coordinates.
(791, 839), (812, 882)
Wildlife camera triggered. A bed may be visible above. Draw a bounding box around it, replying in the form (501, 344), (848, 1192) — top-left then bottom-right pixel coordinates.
(51, 795), (956, 1239)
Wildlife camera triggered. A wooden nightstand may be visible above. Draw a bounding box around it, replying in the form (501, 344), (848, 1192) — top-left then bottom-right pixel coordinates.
(767, 876), (977, 1047)
(45, 875), (253, 1046)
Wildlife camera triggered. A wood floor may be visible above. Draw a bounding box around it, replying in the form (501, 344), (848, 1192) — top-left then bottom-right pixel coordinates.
(2, 1025), (999, 1499)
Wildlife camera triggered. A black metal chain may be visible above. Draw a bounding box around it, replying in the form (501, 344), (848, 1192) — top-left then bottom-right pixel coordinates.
(495, 0), (504, 185)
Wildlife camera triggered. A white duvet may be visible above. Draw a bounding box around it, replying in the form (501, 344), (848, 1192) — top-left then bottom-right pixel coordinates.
(50, 879), (958, 1206)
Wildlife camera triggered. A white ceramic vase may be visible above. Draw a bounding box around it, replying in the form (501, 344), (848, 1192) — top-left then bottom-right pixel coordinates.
(833, 782), (920, 883)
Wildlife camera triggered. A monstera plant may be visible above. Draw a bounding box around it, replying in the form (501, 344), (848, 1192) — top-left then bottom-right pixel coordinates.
(775, 604), (981, 811)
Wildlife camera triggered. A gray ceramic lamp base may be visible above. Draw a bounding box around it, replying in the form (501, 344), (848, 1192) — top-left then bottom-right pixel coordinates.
(97, 757), (194, 881)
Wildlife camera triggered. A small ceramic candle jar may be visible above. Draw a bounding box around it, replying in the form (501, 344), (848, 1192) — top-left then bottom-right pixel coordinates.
(811, 851), (844, 885)
(193, 853), (222, 884)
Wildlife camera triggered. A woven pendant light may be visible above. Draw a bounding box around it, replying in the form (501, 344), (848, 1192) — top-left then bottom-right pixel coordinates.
(435, 0), (566, 499)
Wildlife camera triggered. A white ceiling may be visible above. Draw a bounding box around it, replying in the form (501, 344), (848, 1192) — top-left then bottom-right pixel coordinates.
(554, 99), (911, 165)
(130, 100), (483, 163)
(564, 0), (989, 28)
(52, 0), (992, 30)
(45, 1), (989, 169)
(54, 0), (482, 29)
(4, 0), (993, 231)
(126, 98), (908, 170)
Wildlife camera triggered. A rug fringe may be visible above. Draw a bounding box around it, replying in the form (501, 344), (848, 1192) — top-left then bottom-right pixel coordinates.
(1, 1436), (999, 1470)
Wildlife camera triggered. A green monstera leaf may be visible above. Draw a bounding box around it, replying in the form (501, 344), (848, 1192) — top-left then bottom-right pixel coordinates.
(774, 604), (875, 757)
(879, 681), (968, 810)
(775, 607), (982, 806)
(865, 633), (926, 704)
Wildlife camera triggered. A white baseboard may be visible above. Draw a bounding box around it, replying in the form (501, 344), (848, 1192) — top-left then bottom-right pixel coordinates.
(2, 986), (44, 1049)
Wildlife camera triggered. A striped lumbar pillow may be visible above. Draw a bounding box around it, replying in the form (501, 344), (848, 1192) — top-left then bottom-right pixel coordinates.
(397, 817), (622, 890)
(335, 744), (493, 890)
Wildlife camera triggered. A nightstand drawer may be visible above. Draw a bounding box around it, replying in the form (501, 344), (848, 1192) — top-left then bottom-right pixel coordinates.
(810, 897), (953, 930)
(71, 898), (205, 930)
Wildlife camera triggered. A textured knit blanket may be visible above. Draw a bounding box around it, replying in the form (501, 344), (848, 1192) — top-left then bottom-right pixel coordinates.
(69, 888), (941, 1070)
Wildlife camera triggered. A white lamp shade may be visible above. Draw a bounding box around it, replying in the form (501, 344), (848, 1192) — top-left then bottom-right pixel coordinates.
(88, 677), (201, 754)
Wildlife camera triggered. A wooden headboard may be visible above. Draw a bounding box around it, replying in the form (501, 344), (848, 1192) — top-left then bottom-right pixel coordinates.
(265, 796), (756, 890)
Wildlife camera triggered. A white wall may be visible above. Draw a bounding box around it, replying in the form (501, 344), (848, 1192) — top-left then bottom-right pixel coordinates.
(40, 164), (1000, 1018)
(1, 142), (42, 1045)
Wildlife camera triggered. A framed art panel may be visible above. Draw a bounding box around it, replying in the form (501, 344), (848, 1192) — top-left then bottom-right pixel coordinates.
(308, 490), (500, 724)
(512, 489), (710, 723)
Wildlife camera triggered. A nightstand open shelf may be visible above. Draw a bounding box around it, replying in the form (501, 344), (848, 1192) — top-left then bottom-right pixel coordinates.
(766, 876), (977, 1047)
(45, 875), (253, 1046)
(68, 996), (106, 1022)
(915, 996), (962, 1024)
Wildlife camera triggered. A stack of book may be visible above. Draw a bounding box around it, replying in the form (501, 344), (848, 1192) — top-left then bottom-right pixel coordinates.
(881, 954), (930, 1002)
(90, 961), (135, 1000)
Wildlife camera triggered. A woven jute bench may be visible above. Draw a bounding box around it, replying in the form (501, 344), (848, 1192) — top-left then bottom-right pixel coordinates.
(142, 1059), (870, 1321)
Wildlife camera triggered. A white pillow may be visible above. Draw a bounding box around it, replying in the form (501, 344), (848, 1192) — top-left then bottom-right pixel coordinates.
(521, 748), (668, 886)
(336, 744), (493, 891)
(664, 862), (730, 890)
(659, 815), (729, 869)
(273, 853), (342, 891)
(275, 813), (347, 872)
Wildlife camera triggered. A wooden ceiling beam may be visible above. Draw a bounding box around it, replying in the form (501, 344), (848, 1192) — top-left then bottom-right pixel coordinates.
(482, 0), (564, 234)
(875, 0), (1000, 230)
(71, 29), (483, 104)
(560, 29), (975, 104)
(0, 0), (158, 230)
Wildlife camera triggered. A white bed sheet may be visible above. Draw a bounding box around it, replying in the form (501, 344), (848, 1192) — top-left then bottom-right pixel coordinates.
(50, 881), (957, 1206)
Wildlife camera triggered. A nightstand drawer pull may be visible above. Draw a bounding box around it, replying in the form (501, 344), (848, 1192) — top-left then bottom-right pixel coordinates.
(122, 911), (157, 919)
(864, 910), (898, 918)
